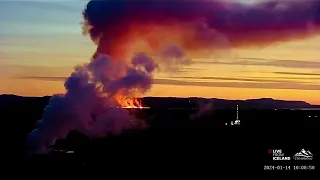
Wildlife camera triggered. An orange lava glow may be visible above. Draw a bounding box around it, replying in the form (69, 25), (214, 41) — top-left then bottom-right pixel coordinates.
(115, 93), (145, 109)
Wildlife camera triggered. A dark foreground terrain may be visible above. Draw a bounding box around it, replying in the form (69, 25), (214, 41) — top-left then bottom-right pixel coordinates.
(2, 95), (319, 177)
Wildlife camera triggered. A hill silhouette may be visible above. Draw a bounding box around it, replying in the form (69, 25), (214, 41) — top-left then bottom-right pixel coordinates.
(1, 94), (318, 175)
(0, 94), (316, 109)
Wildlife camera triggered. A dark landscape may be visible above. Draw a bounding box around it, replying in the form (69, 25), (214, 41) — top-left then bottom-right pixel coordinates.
(3, 0), (320, 178)
(2, 94), (318, 175)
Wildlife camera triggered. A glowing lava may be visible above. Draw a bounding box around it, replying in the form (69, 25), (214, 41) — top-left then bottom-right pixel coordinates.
(115, 93), (147, 109)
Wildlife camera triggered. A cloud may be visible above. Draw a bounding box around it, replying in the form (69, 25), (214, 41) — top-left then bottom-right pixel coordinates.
(18, 76), (67, 81)
(195, 58), (320, 69)
(83, 0), (320, 59)
(273, 72), (320, 76)
(251, 76), (320, 80)
(20, 76), (320, 91)
(243, 58), (320, 69)
(181, 67), (204, 71)
(154, 78), (320, 90)
(172, 76), (301, 83)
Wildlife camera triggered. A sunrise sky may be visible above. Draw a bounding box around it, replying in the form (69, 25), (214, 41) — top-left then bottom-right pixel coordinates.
(1, 0), (320, 104)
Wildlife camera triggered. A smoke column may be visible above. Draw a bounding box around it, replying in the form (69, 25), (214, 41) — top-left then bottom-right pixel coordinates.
(83, 0), (320, 59)
(27, 0), (320, 153)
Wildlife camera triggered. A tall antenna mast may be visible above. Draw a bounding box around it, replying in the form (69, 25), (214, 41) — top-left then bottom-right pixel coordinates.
(226, 104), (240, 126)
(233, 104), (240, 125)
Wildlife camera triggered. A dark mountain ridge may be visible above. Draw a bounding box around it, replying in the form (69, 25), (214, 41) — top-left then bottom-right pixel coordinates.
(0, 94), (315, 109)
(2, 93), (319, 176)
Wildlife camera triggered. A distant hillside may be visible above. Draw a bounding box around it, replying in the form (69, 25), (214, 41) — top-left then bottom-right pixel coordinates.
(0, 94), (315, 109)
(0, 94), (30, 106)
(142, 97), (312, 109)
(1, 94), (319, 157)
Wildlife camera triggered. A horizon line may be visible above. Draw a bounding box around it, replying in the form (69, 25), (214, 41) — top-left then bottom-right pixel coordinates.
(0, 93), (318, 106)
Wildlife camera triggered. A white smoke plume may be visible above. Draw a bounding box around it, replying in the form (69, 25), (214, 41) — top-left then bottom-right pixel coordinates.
(26, 46), (191, 154)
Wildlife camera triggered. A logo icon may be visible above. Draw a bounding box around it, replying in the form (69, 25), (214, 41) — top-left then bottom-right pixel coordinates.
(293, 149), (313, 160)
(269, 149), (291, 160)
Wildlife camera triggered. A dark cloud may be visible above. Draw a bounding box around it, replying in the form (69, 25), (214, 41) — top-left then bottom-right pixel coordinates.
(172, 76), (301, 83)
(83, 0), (320, 58)
(154, 78), (320, 90)
(20, 76), (320, 91)
(195, 58), (320, 69)
(242, 58), (320, 69)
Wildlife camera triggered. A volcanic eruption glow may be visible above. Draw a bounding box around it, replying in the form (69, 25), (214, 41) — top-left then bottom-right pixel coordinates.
(27, 0), (320, 154)
(115, 93), (145, 109)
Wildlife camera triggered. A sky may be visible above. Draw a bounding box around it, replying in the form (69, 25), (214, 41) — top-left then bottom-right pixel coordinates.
(1, 0), (320, 104)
